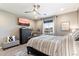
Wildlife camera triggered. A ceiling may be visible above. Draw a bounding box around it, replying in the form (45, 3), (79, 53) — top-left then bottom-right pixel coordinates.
(0, 3), (79, 20)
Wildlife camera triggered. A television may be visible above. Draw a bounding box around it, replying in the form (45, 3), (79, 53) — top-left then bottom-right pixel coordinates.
(18, 18), (30, 26)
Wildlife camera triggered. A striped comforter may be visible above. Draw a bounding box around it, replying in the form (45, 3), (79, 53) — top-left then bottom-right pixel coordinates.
(27, 35), (75, 56)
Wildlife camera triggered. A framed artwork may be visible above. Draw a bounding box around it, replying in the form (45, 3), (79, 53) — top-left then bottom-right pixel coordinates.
(61, 21), (70, 31)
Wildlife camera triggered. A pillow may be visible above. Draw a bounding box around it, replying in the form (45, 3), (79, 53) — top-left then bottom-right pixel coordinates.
(7, 36), (16, 43)
(71, 29), (79, 41)
(75, 37), (79, 41)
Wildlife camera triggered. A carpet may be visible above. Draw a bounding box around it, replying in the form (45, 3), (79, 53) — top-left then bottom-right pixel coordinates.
(15, 49), (32, 56)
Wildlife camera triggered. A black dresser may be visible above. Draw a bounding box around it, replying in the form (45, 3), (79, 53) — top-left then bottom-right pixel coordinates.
(19, 28), (32, 44)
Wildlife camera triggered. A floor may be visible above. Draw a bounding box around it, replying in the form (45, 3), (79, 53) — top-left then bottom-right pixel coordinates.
(0, 42), (78, 56)
(0, 44), (31, 56)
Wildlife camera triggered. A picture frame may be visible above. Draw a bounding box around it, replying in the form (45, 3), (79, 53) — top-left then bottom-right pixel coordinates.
(61, 21), (70, 31)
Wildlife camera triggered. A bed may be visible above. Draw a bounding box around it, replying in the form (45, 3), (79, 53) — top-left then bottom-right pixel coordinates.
(26, 31), (79, 56)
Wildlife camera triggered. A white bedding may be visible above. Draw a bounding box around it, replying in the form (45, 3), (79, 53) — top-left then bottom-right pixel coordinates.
(27, 34), (75, 56)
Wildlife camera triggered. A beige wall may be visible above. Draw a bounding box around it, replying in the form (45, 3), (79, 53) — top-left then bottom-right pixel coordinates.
(35, 20), (43, 30)
(0, 11), (18, 45)
(35, 11), (79, 36)
(0, 10), (35, 46)
(55, 11), (78, 36)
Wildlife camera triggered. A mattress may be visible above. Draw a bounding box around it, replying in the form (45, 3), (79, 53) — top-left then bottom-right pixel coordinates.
(27, 35), (75, 56)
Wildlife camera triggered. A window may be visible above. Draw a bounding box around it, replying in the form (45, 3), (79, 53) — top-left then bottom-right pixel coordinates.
(43, 19), (54, 35)
(43, 22), (53, 28)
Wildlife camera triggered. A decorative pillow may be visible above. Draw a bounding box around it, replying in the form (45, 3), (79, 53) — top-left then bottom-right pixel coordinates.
(71, 29), (79, 41)
(7, 36), (16, 43)
(75, 37), (79, 41)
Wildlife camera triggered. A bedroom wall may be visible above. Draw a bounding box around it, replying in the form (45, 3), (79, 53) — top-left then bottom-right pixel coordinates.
(0, 10), (35, 46)
(36, 11), (78, 36)
(54, 11), (78, 36)
(35, 20), (43, 31)
(35, 17), (54, 34)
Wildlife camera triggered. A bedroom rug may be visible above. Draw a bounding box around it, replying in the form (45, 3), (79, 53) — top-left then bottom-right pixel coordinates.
(14, 49), (32, 56)
(14, 49), (27, 56)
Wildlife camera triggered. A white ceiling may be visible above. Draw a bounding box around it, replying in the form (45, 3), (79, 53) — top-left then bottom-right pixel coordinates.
(0, 3), (79, 20)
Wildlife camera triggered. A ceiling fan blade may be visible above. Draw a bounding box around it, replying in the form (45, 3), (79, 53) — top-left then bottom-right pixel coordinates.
(24, 11), (33, 13)
(35, 10), (41, 15)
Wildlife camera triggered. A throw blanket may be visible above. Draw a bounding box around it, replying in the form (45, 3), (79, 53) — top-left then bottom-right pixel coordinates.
(27, 35), (75, 56)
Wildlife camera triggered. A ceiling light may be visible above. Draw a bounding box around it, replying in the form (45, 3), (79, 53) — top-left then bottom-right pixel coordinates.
(60, 8), (64, 11)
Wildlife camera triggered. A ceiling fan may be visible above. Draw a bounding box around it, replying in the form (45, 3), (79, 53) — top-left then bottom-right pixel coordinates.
(24, 4), (41, 15)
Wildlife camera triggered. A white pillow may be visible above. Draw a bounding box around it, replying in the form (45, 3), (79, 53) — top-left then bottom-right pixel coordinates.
(7, 36), (16, 43)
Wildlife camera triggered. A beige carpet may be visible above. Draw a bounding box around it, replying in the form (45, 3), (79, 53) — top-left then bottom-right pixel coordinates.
(0, 44), (32, 56)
